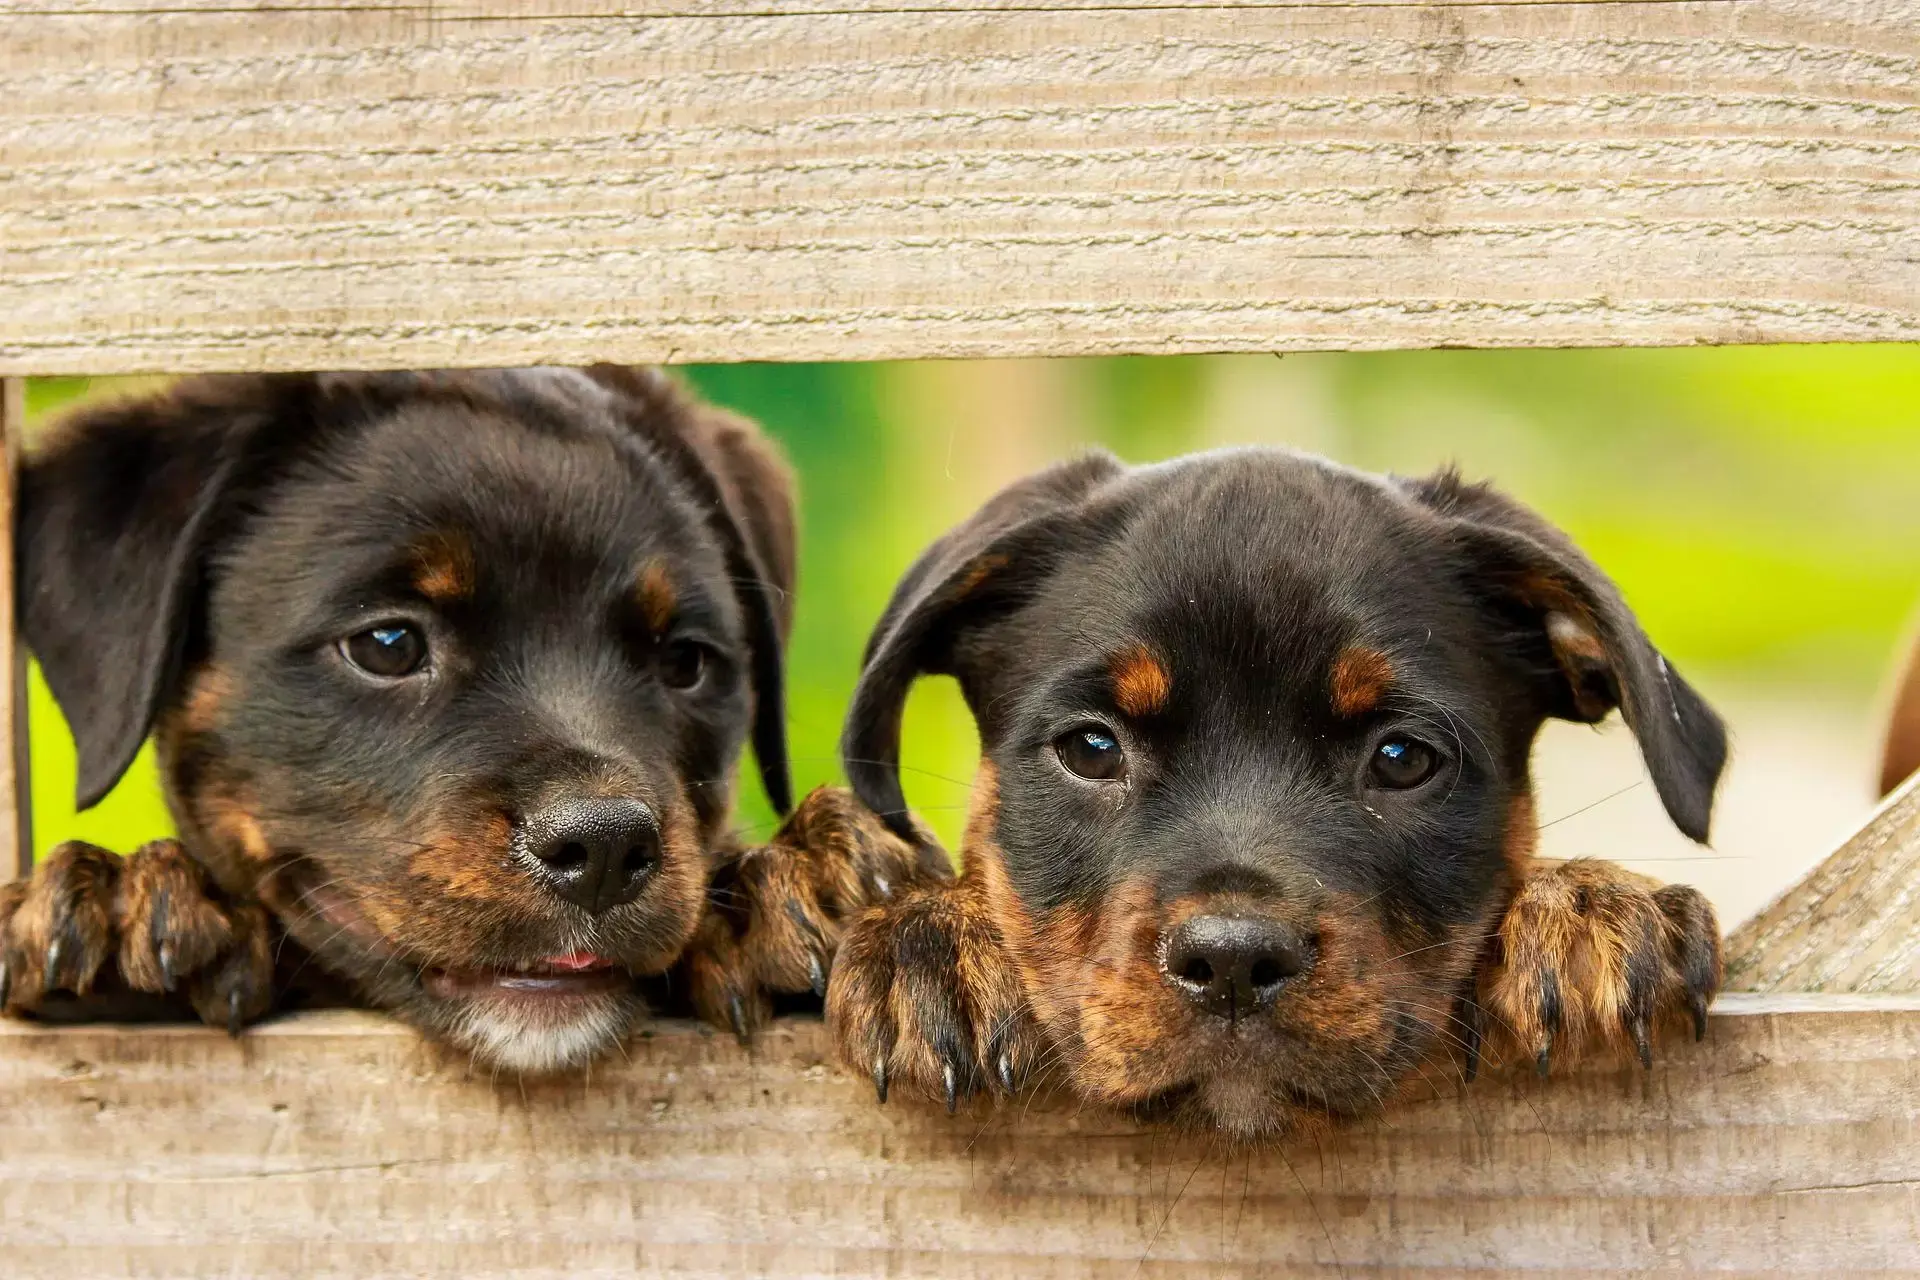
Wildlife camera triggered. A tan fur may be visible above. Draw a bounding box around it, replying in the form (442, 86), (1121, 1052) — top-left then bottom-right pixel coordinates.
(411, 530), (476, 604)
(1329, 646), (1394, 718)
(1109, 645), (1171, 718)
(635, 558), (678, 634)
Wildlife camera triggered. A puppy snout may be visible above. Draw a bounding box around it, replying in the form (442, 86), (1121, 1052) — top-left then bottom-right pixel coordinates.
(1163, 915), (1313, 1019)
(520, 798), (662, 915)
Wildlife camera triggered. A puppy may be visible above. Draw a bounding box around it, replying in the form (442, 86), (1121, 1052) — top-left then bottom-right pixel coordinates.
(0, 368), (894, 1071)
(820, 447), (1726, 1136)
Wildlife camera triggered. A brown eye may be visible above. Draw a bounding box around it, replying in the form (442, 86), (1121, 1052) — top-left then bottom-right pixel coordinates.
(1370, 737), (1439, 789)
(341, 623), (427, 678)
(661, 641), (708, 690)
(1056, 726), (1127, 782)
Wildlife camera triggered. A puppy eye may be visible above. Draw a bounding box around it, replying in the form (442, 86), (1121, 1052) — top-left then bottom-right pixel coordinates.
(1369, 737), (1440, 789)
(341, 623), (427, 679)
(1056, 726), (1127, 783)
(660, 640), (709, 690)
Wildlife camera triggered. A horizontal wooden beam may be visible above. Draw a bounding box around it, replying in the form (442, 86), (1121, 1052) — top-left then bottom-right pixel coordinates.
(4, 0), (1917, 373)
(4, 995), (1920, 1276)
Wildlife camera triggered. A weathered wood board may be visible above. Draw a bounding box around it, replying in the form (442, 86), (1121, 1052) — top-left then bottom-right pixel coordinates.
(4, 0), (1918, 374)
(1728, 769), (1920, 996)
(2, 996), (1917, 1277)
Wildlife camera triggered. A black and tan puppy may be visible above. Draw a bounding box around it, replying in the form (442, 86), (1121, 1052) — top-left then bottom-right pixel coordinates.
(0, 368), (898, 1071)
(821, 447), (1725, 1136)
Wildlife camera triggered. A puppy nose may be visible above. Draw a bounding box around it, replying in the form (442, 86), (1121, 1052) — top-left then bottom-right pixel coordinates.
(1163, 915), (1312, 1019)
(522, 798), (662, 915)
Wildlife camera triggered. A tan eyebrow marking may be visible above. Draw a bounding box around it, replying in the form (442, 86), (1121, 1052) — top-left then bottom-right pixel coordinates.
(1330, 646), (1395, 718)
(636, 558), (678, 633)
(1109, 644), (1171, 718)
(411, 531), (475, 604)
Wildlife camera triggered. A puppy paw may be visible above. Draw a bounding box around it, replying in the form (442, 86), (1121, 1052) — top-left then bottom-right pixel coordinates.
(825, 882), (1042, 1112)
(0, 840), (275, 1033)
(1481, 859), (1720, 1076)
(685, 786), (947, 1041)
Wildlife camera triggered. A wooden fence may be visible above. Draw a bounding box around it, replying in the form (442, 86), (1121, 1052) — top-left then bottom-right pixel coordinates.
(3, 1), (1918, 1273)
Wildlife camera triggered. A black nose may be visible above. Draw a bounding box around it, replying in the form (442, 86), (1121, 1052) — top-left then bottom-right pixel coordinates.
(1162, 914), (1313, 1019)
(521, 798), (662, 915)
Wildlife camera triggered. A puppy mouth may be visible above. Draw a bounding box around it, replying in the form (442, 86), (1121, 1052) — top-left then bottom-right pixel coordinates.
(421, 952), (633, 1002)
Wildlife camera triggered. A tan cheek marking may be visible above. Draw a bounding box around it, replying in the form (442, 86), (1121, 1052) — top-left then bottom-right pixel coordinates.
(636, 558), (678, 633)
(1330, 646), (1394, 717)
(413, 531), (476, 604)
(178, 666), (235, 736)
(1109, 644), (1171, 718)
(407, 813), (518, 901)
(199, 789), (272, 862)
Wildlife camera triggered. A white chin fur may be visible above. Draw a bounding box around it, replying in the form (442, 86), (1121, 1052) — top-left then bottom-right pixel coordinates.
(445, 995), (632, 1074)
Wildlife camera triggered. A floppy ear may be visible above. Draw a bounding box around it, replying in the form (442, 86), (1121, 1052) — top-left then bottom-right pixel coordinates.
(585, 365), (798, 815)
(843, 451), (1128, 840)
(19, 377), (303, 810)
(1401, 470), (1729, 843)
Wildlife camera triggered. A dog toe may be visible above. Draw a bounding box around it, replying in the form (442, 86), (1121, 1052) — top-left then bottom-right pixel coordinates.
(115, 840), (234, 996)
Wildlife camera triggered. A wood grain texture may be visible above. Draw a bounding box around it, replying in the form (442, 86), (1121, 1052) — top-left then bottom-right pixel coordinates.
(1727, 770), (1920, 995)
(4, 0), (1918, 373)
(2, 997), (1918, 1277)
(0, 380), (28, 882)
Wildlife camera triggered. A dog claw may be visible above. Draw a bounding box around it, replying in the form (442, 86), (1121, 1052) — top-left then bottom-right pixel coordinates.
(1534, 1047), (1551, 1078)
(942, 1060), (959, 1114)
(1631, 1018), (1653, 1071)
(44, 937), (66, 991)
(997, 1052), (1016, 1094)
(226, 988), (244, 1038)
(872, 1056), (889, 1105)
(0, 959), (10, 1008)
(1690, 992), (1710, 1042)
(807, 953), (827, 999)
(727, 994), (750, 1045)
(157, 940), (178, 993)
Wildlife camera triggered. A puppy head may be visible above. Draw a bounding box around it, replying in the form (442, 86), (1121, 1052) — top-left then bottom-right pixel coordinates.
(21, 368), (795, 1072)
(846, 447), (1726, 1136)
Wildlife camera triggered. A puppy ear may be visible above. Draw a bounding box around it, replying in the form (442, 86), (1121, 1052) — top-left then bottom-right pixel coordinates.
(20, 377), (300, 809)
(844, 451), (1127, 840)
(586, 365), (798, 815)
(1402, 470), (1728, 843)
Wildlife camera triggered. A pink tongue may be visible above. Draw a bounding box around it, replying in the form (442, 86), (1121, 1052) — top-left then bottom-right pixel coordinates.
(542, 951), (612, 972)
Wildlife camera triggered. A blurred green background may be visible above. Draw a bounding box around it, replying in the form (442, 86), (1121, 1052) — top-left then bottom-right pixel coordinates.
(24, 347), (1920, 868)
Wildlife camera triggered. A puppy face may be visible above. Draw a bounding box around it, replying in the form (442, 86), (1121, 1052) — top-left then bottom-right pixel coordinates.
(21, 368), (795, 1072)
(845, 449), (1726, 1136)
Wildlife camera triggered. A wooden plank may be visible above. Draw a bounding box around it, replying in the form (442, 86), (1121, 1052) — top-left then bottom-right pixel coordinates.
(2, 997), (1918, 1277)
(1726, 769), (1920, 995)
(4, 0), (1917, 374)
(0, 380), (28, 881)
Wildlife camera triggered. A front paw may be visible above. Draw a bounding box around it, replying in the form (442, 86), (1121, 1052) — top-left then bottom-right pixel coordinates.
(685, 786), (947, 1040)
(825, 883), (1042, 1112)
(0, 839), (274, 1033)
(1482, 859), (1720, 1076)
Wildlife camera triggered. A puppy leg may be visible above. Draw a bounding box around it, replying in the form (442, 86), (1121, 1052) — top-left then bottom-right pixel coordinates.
(683, 786), (948, 1040)
(1, 839), (275, 1032)
(1480, 859), (1720, 1075)
(826, 876), (1044, 1112)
